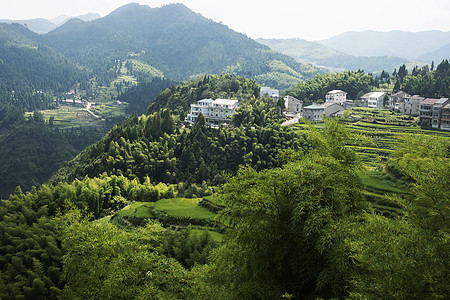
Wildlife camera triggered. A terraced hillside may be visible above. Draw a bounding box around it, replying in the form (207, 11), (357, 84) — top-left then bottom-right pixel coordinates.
(292, 108), (450, 216)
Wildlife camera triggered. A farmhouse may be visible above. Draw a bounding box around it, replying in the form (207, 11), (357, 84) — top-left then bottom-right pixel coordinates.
(325, 90), (347, 104)
(431, 98), (450, 129)
(361, 92), (386, 109)
(303, 104), (324, 122)
(440, 103), (450, 131)
(283, 95), (303, 117)
(322, 102), (345, 117)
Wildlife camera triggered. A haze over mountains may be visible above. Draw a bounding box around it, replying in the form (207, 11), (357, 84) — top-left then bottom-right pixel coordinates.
(317, 30), (450, 62)
(0, 13), (101, 34)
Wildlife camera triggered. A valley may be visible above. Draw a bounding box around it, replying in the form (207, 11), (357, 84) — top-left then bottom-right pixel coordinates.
(0, 2), (449, 299)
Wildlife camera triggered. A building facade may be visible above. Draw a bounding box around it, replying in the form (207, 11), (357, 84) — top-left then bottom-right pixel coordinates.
(325, 90), (347, 103)
(186, 98), (239, 127)
(431, 98), (450, 129)
(419, 98), (439, 126)
(361, 92), (386, 109)
(440, 104), (450, 131)
(283, 95), (303, 116)
(303, 104), (324, 122)
(322, 102), (345, 117)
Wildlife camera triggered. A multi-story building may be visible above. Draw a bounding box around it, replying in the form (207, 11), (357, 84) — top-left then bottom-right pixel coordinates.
(361, 92), (386, 109)
(400, 95), (424, 116)
(186, 98), (239, 127)
(419, 98), (439, 126)
(325, 90), (347, 104)
(283, 95), (303, 116)
(431, 98), (450, 129)
(388, 91), (410, 109)
(440, 103), (450, 131)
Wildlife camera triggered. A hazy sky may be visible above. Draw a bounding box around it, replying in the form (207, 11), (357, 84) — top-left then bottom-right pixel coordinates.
(1, 0), (449, 40)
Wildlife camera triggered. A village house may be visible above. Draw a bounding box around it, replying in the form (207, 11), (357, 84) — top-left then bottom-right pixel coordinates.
(431, 98), (450, 129)
(398, 95), (424, 116)
(325, 90), (347, 104)
(322, 102), (346, 117)
(388, 91), (410, 109)
(186, 98), (239, 127)
(440, 103), (450, 131)
(260, 87), (279, 100)
(361, 92), (386, 109)
(419, 98), (439, 126)
(283, 95), (303, 117)
(303, 104), (324, 122)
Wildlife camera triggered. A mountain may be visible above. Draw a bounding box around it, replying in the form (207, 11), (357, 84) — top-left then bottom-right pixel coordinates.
(0, 18), (57, 34)
(50, 13), (102, 26)
(0, 23), (85, 109)
(0, 13), (102, 34)
(318, 30), (450, 60)
(418, 43), (450, 63)
(43, 3), (320, 90)
(257, 38), (411, 74)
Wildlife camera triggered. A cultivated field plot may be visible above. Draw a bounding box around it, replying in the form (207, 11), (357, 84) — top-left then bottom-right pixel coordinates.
(117, 198), (216, 220)
(25, 105), (104, 129)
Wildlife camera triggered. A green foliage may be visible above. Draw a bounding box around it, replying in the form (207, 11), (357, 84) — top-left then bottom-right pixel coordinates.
(43, 4), (319, 91)
(208, 119), (366, 299)
(148, 74), (260, 116)
(61, 214), (191, 299)
(118, 78), (176, 115)
(0, 190), (64, 299)
(0, 23), (86, 110)
(0, 104), (103, 198)
(349, 135), (450, 299)
(157, 228), (218, 269)
(231, 96), (284, 127)
(52, 109), (306, 186)
(286, 70), (372, 105)
(397, 60), (450, 97)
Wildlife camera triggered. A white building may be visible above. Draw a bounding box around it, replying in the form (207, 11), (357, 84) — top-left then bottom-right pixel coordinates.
(325, 90), (347, 104)
(361, 92), (386, 109)
(186, 98), (239, 127)
(260, 87), (279, 99)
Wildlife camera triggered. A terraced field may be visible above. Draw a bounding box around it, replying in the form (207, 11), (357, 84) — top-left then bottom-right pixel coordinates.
(292, 108), (450, 215)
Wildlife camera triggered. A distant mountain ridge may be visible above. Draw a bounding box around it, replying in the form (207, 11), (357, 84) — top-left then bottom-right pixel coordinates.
(317, 30), (450, 61)
(0, 13), (101, 34)
(257, 38), (412, 74)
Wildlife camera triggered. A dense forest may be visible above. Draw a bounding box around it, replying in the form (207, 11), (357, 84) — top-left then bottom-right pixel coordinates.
(0, 104), (102, 198)
(0, 23), (86, 110)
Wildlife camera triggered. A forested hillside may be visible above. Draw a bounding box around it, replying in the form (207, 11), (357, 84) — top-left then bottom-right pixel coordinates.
(0, 104), (102, 198)
(0, 24), (85, 110)
(285, 70), (373, 104)
(1, 114), (448, 299)
(43, 3), (320, 90)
